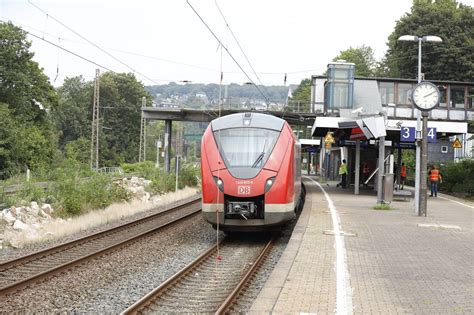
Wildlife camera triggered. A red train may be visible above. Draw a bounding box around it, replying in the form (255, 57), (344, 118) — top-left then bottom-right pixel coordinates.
(201, 112), (303, 231)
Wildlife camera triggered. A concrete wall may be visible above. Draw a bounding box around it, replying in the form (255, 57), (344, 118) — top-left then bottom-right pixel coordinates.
(428, 140), (454, 163)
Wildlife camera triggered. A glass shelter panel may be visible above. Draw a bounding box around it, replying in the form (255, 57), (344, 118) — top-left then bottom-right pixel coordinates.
(333, 84), (350, 109)
(450, 86), (465, 109)
(438, 86), (447, 107)
(397, 83), (412, 105)
(379, 82), (394, 105)
(468, 87), (474, 109)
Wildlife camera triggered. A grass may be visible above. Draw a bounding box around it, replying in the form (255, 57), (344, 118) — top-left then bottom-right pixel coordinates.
(3, 187), (199, 248)
(373, 203), (392, 210)
(1, 160), (201, 218)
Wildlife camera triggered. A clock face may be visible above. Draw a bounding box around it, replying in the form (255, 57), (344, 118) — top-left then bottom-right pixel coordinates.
(412, 82), (440, 111)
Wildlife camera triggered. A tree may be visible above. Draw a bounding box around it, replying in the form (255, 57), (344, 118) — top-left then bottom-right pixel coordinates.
(0, 22), (57, 122)
(383, 0), (473, 81)
(53, 76), (92, 148)
(287, 79), (311, 112)
(332, 45), (377, 77)
(0, 22), (58, 178)
(98, 72), (152, 166)
(65, 138), (90, 164)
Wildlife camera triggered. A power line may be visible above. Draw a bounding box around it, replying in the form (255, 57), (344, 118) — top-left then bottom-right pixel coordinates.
(3, 18), (329, 79)
(186, 0), (271, 104)
(214, 0), (265, 86)
(27, 0), (160, 85)
(27, 31), (116, 72)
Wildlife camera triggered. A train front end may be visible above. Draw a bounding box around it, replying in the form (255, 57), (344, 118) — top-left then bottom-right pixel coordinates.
(201, 112), (301, 231)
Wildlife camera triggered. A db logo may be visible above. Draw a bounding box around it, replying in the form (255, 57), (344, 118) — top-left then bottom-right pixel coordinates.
(237, 186), (251, 195)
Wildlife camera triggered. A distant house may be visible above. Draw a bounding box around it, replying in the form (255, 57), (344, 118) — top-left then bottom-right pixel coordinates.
(158, 102), (179, 109)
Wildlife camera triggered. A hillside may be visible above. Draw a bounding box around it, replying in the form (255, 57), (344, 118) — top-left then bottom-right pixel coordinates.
(145, 82), (295, 108)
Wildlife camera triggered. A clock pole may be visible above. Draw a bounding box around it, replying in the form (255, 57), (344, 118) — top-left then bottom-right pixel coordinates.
(398, 35), (442, 216)
(420, 111), (429, 216)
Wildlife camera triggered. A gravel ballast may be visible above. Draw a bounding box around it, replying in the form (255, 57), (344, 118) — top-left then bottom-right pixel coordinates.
(1, 196), (300, 312)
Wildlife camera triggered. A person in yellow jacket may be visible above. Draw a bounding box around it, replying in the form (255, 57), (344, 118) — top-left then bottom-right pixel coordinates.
(428, 165), (442, 197)
(336, 159), (348, 188)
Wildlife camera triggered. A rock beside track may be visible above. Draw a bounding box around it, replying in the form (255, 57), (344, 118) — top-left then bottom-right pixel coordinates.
(0, 177), (196, 249)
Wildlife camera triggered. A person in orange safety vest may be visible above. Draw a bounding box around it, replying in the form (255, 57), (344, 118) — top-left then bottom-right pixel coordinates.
(428, 165), (442, 197)
(400, 162), (407, 190)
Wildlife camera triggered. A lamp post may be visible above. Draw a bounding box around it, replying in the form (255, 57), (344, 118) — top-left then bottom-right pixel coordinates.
(398, 35), (442, 216)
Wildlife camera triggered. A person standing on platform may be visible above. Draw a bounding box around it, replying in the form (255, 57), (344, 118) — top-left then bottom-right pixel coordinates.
(337, 159), (348, 188)
(400, 162), (407, 190)
(428, 165), (442, 197)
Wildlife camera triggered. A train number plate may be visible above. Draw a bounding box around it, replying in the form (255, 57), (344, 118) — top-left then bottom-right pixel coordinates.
(237, 186), (251, 195)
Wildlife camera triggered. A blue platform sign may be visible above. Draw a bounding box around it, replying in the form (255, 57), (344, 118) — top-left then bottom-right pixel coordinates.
(400, 127), (436, 143)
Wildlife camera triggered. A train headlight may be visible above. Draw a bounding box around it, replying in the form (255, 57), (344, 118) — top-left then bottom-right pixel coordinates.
(264, 176), (276, 192)
(213, 176), (224, 192)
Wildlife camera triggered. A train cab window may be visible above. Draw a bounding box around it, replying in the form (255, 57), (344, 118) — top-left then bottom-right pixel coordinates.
(214, 128), (279, 177)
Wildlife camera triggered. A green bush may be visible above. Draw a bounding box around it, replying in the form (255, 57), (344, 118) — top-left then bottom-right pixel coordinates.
(178, 165), (199, 188)
(121, 161), (155, 176)
(63, 194), (83, 215)
(121, 161), (200, 194)
(1, 160), (200, 217)
(49, 172), (132, 216)
(17, 181), (46, 204)
(439, 159), (474, 197)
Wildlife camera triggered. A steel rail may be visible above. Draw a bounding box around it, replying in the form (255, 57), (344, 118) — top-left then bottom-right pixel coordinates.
(123, 239), (273, 314)
(215, 239), (273, 314)
(123, 242), (221, 315)
(0, 197), (201, 296)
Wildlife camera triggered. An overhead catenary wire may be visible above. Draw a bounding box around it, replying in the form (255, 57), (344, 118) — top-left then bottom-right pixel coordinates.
(21, 16), (463, 81)
(26, 30), (116, 72)
(214, 0), (265, 87)
(186, 0), (271, 104)
(6, 18), (325, 84)
(27, 0), (160, 85)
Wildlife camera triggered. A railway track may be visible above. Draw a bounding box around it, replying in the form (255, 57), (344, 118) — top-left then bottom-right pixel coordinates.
(0, 197), (201, 296)
(123, 237), (273, 314)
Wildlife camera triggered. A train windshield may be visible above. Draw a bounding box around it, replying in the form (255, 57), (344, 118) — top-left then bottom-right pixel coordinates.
(214, 128), (280, 177)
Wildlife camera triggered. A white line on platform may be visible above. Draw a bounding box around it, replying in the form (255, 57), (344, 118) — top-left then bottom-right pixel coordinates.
(437, 196), (474, 209)
(305, 176), (353, 315)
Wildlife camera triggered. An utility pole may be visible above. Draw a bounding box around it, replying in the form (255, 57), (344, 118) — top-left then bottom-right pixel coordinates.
(156, 135), (161, 169)
(175, 123), (181, 192)
(90, 69), (100, 170)
(139, 97), (146, 162)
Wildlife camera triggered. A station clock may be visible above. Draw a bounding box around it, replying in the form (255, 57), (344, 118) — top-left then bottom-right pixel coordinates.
(411, 82), (440, 111)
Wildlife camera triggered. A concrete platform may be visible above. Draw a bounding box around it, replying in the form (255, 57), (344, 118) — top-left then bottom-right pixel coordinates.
(250, 176), (474, 314)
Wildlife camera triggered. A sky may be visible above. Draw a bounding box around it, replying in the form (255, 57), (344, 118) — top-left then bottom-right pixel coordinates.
(1, 0), (472, 87)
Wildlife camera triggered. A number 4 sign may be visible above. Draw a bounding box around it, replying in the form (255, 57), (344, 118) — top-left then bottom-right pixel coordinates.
(400, 127), (436, 143)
